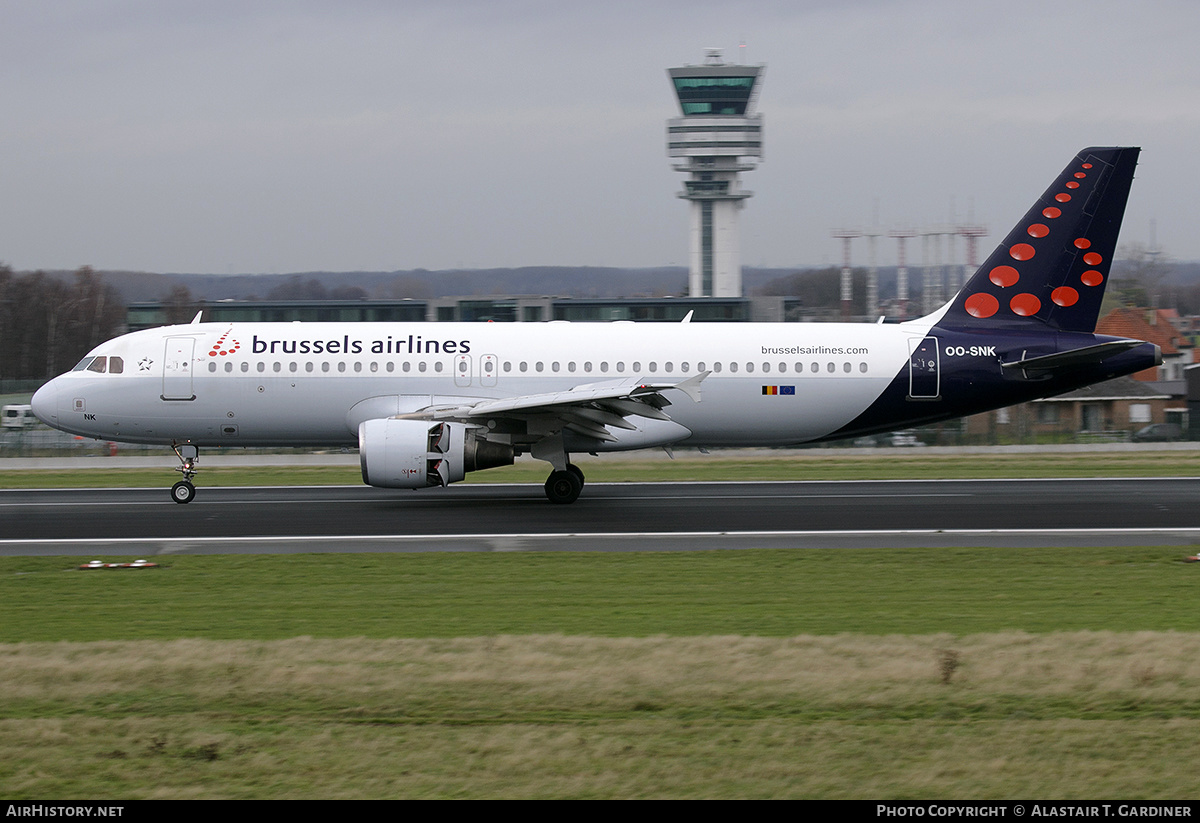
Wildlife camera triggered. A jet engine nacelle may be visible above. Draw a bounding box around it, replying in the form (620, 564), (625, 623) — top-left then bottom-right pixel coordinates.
(358, 418), (513, 489)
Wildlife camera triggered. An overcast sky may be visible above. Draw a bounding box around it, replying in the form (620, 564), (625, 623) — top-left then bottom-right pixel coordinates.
(3, 0), (1198, 275)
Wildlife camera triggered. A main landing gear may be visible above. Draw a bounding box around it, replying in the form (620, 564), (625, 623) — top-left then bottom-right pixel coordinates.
(170, 443), (199, 504)
(544, 464), (584, 504)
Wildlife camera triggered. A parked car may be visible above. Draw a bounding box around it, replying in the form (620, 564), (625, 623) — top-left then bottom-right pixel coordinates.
(852, 431), (926, 447)
(1, 405), (34, 429)
(1131, 423), (1183, 443)
(888, 431), (926, 447)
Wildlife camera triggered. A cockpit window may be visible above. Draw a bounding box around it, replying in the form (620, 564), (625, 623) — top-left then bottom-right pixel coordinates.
(71, 355), (122, 374)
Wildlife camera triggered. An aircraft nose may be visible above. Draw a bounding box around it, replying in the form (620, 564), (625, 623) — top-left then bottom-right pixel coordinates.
(30, 380), (58, 425)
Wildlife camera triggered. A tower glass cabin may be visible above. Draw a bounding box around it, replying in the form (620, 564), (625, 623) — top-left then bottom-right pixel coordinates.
(667, 50), (764, 298)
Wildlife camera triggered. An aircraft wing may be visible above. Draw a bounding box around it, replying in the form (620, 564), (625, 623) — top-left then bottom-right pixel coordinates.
(402, 371), (710, 442)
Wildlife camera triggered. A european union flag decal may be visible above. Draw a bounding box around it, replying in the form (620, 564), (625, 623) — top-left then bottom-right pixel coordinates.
(762, 386), (796, 395)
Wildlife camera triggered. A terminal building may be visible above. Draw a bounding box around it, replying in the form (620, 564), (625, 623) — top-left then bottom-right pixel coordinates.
(667, 50), (764, 298)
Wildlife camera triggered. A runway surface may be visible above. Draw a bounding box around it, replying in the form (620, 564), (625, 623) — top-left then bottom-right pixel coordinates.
(3, 478), (1200, 555)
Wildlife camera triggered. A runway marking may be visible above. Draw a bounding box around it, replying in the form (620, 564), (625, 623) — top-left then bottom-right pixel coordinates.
(5, 527), (1200, 546)
(0, 492), (975, 508)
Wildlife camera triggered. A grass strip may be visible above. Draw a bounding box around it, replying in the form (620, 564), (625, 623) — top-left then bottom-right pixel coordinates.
(3, 548), (1198, 641)
(3, 634), (1200, 798)
(5, 548), (1200, 798)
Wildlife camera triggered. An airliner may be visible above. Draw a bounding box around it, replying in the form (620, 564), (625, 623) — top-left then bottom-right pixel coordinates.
(31, 147), (1159, 504)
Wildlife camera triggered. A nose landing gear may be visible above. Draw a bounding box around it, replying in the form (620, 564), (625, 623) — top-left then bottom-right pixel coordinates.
(171, 443), (199, 504)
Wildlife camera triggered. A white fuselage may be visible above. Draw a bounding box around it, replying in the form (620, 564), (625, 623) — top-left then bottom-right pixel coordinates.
(32, 318), (939, 449)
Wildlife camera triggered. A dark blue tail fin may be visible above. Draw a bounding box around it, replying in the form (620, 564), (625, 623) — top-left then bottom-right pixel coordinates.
(936, 146), (1139, 333)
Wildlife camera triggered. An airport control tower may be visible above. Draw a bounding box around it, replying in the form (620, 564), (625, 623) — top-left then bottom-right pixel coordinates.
(668, 49), (764, 297)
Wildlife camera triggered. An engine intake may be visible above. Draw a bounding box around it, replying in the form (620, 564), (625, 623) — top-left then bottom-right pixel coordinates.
(358, 419), (513, 489)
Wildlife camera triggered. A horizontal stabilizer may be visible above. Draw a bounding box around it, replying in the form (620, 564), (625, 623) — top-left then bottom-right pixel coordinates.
(1001, 340), (1148, 372)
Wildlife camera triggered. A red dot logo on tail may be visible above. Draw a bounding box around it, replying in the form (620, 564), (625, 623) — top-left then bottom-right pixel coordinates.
(1010, 293), (1041, 316)
(1052, 287), (1079, 307)
(1010, 243), (1036, 261)
(989, 266), (1019, 287)
(965, 293), (999, 318)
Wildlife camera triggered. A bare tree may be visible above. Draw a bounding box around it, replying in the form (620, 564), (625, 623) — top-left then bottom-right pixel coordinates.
(163, 283), (199, 325)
